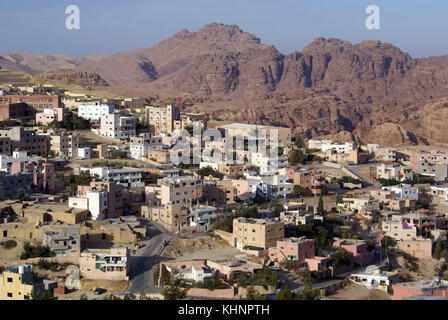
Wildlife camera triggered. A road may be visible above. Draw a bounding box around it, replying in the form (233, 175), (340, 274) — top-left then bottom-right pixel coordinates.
(127, 222), (176, 294)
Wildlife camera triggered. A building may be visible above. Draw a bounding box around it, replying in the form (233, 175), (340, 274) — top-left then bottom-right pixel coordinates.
(129, 133), (163, 160)
(10, 161), (55, 193)
(381, 184), (418, 201)
(81, 167), (143, 188)
(339, 197), (379, 215)
(376, 162), (413, 181)
(349, 265), (399, 292)
(76, 147), (91, 159)
(232, 218), (284, 249)
(42, 226), (81, 260)
(410, 150), (448, 170)
(100, 113), (136, 140)
(0, 127), (50, 157)
(78, 102), (114, 122)
(392, 278), (448, 300)
(149, 203), (188, 233)
(146, 176), (202, 205)
(0, 103), (37, 121)
(395, 238), (433, 259)
(35, 108), (64, 126)
(188, 205), (218, 232)
(417, 159), (448, 181)
(324, 149), (369, 165)
(69, 189), (108, 220)
(0, 151), (41, 172)
(250, 152), (288, 175)
(0, 265), (57, 300)
(268, 237), (315, 264)
(320, 141), (356, 154)
(333, 239), (374, 266)
(0, 137), (11, 155)
(287, 168), (326, 196)
(144, 105), (180, 134)
(50, 131), (79, 158)
(0, 94), (60, 110)
(77, 182), (124, 219)
(79, 248), (130, 281)
(206, 258), (263, 280)
(0, 171), (32, 198)
(217, 123), (291, 146)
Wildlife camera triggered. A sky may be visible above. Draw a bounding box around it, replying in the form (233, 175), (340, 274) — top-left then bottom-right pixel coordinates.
(0, 0), (446, 58)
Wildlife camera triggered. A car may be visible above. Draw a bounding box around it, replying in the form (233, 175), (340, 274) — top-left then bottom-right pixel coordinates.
(94, 288), (107, 295)
(268, 266), (280, 271)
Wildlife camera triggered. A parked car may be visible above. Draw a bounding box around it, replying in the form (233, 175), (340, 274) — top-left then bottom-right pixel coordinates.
(269, 266), (280, 272)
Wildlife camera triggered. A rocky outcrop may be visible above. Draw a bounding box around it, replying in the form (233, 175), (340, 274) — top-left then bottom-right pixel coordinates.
(40, 69), (109, 86)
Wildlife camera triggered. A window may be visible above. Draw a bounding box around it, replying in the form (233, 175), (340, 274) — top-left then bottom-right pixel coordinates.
(7, 293), (12, 298)
(7, 278), (13, 283)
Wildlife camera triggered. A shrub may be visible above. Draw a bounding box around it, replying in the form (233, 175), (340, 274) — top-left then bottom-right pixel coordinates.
(20, 242), (54, 260)
(1, 240), (17, 249)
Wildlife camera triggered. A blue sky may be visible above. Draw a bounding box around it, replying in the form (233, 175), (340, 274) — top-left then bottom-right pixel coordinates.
(0, 0), (446, 58)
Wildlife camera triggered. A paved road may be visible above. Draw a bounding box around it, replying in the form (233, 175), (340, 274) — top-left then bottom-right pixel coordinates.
(128, 223), (176, 294)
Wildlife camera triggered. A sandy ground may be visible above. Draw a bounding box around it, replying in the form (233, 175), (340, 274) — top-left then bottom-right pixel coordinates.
(174, 247), (241, 261)
(324, 282), (391, 300)
(388, 251), (446, 282)
(56, 280), (129, 300)
(161, 235), (231, 259)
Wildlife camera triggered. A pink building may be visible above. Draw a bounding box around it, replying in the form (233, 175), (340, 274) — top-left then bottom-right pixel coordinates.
(36, 108), (64, 126)
(392, 279), (448, 300)
(10, 162), (55, 193)
(268, 237), (315, 264)
(332, 239), (374, 266)
(410, 150), (448, 170)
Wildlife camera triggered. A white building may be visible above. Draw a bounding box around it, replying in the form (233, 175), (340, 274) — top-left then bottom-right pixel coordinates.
(376, 162), (413, 181)
(76, 147), (91, 159)
(80, 167), (143, 188)
(382, 184), (418, 201)
(100, 113), (136, 140)
(129, 133), (163, 160)
(69, 190), (108, 220)
(188, 206), (218, 232)
(321, 141), (356, 154)
(78, 102), (114, 122)
(244, 174), (293, 200)
(0, 151), (41, 172)
(250, 152), (288, 175)
(349, 266), (399, 292)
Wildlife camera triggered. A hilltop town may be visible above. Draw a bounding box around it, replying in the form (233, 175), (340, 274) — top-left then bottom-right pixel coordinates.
(0, 69), (447, 301)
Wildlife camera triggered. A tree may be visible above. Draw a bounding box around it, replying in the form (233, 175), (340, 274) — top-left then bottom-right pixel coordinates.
(197, 166), (223, 178)
(434, 238), (442, 260)
(275, 288), (296, 300)
(213, 216), (233, 233)
(331, 248), (352, 268)
(31, 289), (52, 300)
(288, 149), (305, 165)
(371, 210), (381, 224)
(268, 201), (284, 218)
(381, 236), (396, 250)
(317, 195), (324, 215)
(335, 194), (343, 204)
(80, 293), (88, 300)
(245, 286), (263, 300)
(299, 270), (317, 300)
(293, 185), (302, 198)
(161, 268), (189, 300)
(16, 189), (30, 201)
(294, 135), (305, 148)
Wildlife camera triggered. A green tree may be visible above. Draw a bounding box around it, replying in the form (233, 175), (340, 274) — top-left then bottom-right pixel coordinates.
(293, 185), (302, 198)
(331, 248), (352, 268)
(381, 236), (396, 250)
(213, 216), (233, 233)
(197, 166), (223, 178)
(245, 286), (263, 300)
(161, 268), (189, 300)
(294, 135), (305, 148)
(16, 189), (30, 201)
(31, 289), (52, 300)
(299, 270), (318, 300)
(275, 288), (296, 300)
(371, 210), (382, 224)
(80, 293), (88, 300)
(288, 149), (305, 165)
(317, 195), (324, 215)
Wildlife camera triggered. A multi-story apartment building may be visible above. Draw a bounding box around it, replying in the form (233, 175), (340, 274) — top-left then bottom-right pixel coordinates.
(79, 248), (130, 281)
(69, 189), (108, 220)
(0, 127), (50, 157)
(287, 168), (326, 196)
(50, 131), (79, 158)
(99, 113), (136, 140)
(376, 162), (414, 181)
(42, 226), (81, 260)
(81, 167), (143, 188)
(382, 214), (435, 240)
(0, 94), (60, 110)
(232, 218), (284, 249)
(410, 150), (448, 170)
(0, 138), (11, 155)
(0, 151), (40, 172)
(320, 141), (356, 154)
(146, 176), (202, 205)
(268, 237), (316, 263)
(382, 183), (418, 201)
(250, 152), (288, 175)
(417, 159), (448, 181)
(129, 133), (163, 160)
(339, 197), (380, 215)
(35, 108), (65, 126)
(324, 149), (369, 165)
(0, 103), (37, 121)
(0, 265), (57, 300)
(0, 171), (32, 198)
(217, 123), (292, 147)
(149, 203), (188, 233)
(77, 181), (124, 219)
(78, 102), (114, 122)
(10, 161), (55, 193)
(145, 104), (180, 134)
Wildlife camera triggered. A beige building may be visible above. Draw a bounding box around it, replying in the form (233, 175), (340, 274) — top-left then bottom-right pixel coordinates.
(146, 176), (202, 205)
(216, 123), (292, 146)
(79, 247), (130, 281)
(145, 105), (180, 134)
(339, 197), (379, 215)
(0, 265), (56, 300)
(150, 203), (188, 233)
(50, 131), (79, 158)
(233, 218), (284, 249)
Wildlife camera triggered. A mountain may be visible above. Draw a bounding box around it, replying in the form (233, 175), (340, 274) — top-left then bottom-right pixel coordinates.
(2, 22), (448, 145)
(40, 69), (109, 87)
